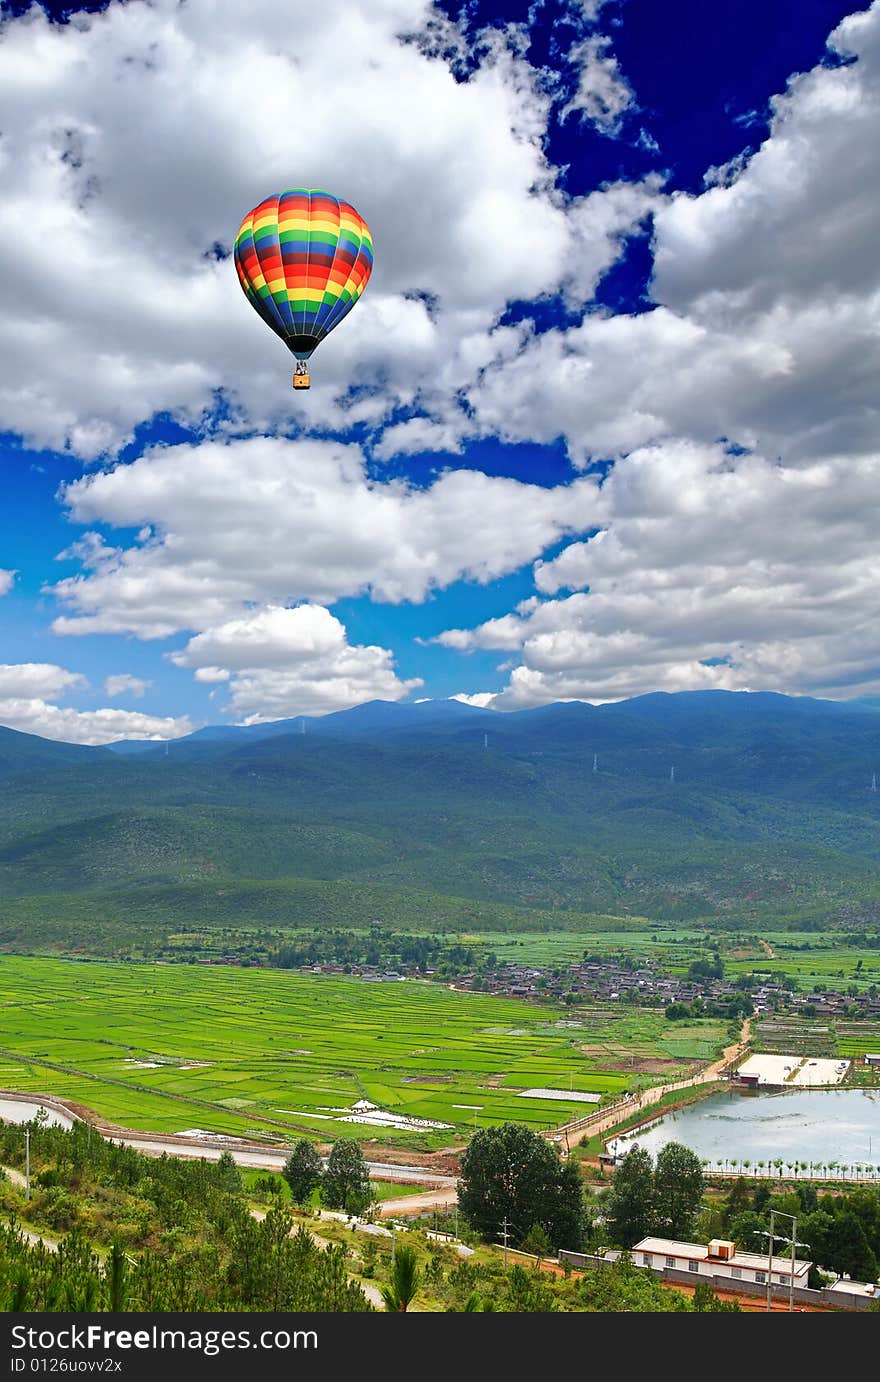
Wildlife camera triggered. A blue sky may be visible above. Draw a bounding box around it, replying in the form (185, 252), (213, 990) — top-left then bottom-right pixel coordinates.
(0, 0), (877, 741)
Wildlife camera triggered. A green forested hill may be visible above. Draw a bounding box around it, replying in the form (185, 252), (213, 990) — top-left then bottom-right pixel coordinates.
(1, 691), (879, 932)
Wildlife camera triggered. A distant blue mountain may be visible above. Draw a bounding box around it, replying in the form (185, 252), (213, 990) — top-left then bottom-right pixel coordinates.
(3, 689), (880, 925)
(0, 724), (111, 776)
(101, 690), (880, 759)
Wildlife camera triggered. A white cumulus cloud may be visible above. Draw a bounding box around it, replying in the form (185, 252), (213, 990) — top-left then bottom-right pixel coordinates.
(171, 603), (421, 721)
(49, 436), (602, 637)
(0, 699), (193, 745)
(437, 440), (880, 704)
(0, 663), (87, 699)
(560, 35), (636, 134)
(104, 673), (152, 698)
(0, 662), (190, 743)
(467, 4), (880, 465)
(0, 0), (645, 459)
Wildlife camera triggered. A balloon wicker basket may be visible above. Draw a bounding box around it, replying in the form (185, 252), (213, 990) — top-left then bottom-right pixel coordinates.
(292, 370), (310, 390)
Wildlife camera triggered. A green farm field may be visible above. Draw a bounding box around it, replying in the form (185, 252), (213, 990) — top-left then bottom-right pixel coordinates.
(724, 941), (880, 990)
(457, 929), (707, 967)
(0, 956), (729, 1149)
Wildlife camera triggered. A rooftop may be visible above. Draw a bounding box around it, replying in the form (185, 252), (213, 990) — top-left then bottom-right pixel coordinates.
(633, 1237), (812, 1277)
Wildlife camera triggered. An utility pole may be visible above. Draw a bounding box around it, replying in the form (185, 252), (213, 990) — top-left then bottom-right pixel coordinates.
(872, 772), (877, 792)
(755, 1211), (809, 1312)
(25, 1128), (30, 1202)
(670, 764), (675, 783)
(499, 1217), (510, 1266)
(391, 1230), (396, 1266)
(483, 733), (488, 749)
(592, 753), (598, 773)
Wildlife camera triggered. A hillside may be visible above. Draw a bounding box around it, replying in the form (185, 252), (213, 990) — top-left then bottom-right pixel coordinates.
(1, 691), (880, 933)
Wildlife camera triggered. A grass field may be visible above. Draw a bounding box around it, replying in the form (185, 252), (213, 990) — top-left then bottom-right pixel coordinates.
(0, 956), (729, 1149)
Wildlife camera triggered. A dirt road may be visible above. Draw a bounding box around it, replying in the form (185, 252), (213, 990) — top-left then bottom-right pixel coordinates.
(554, 1016), (752, 1150)
(377, 1187), (457, 1218)
(1, 1164), (59, 1252)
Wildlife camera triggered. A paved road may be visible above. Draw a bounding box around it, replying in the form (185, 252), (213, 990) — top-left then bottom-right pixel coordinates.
(0, 1096), (454, 1187)
(116, 1138), (455, 1186)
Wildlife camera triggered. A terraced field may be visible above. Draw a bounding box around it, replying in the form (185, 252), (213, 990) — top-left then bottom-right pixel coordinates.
(0, 956), (728, 1149)
(724, 940), (880, 991)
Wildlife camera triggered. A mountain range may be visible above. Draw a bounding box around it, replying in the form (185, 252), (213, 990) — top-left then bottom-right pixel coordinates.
(1, 690), (879, 935)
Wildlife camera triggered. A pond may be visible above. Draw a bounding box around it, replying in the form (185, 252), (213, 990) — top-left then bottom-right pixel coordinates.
(609, 1087), (880, 1172)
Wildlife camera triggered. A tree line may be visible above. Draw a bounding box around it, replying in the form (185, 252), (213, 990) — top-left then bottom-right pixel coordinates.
(0, 1119), (370, 1312)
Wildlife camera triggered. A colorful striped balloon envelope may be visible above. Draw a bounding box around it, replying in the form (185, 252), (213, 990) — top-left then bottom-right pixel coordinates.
(234, 189), (373, 363)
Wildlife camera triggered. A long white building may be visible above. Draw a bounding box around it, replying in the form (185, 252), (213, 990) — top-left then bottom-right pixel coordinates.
(631, 1236), (812, 1287)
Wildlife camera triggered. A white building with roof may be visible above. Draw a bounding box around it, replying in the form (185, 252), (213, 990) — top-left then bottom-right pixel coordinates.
(631, 1237), (812, 1288)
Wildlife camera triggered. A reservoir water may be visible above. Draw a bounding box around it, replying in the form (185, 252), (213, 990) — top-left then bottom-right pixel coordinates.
(610, 1087), (880, 1170)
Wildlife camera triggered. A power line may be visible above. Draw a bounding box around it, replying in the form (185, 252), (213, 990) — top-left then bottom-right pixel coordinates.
(754, 1210), (809, 1311)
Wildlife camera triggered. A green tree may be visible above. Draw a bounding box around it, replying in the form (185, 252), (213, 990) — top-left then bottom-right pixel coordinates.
(723, 1176), (752, 1231)
(520, 1221), (552, 1262)
(282, 1139), (324, 1205)
(105, 1237), (128, 1313)
(215, 1150), (243, 1194)
(664, 1002), (691, 1021)
(727, 1209), (765, 1249)
(825, 1209), (879, 1281)
(457, 1123), (585, 1251)
(576, 1255), (690, 1312)
(604, 1145), (655, 1248)
(692, 1280), (741, 1312)
(654, 1142), (704, 1240)
(321, 1139), (371, 1215)
(381, 1244), (420, 1312)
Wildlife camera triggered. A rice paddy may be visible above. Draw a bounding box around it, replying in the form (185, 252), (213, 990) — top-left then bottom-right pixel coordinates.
(0, 956), (728, 1148)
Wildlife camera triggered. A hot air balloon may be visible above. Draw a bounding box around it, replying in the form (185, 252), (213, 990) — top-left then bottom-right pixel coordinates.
(234, 189), (373, 390)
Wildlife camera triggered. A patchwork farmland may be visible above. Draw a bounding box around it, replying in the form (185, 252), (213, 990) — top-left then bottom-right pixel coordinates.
(0, 956), (728, 1150)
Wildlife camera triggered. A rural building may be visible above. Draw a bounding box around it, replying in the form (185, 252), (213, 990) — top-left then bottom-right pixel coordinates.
(558, 1245), (878, 1310)
(631, 1237), (812, 1288)
(864, 1053), (880, 1067)
(733, 1070), (760, 1088)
